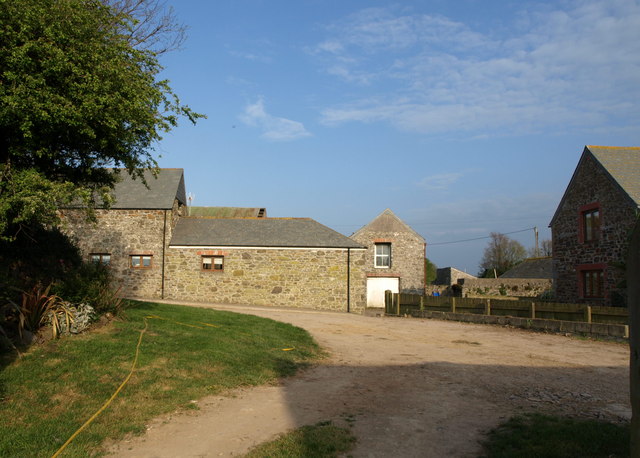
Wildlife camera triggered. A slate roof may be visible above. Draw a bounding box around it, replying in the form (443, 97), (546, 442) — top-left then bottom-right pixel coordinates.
(188, 207), (266, 218)
(108, 168), (186, 209)
(588, 145), (640, 205)
(351, 208), (424, 241)
(550, 146), (640, 226)
(500, 257), (553, 279)
(170, 217), (365, 249)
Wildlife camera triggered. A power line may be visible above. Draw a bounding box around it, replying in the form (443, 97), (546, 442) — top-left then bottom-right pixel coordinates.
(428, 227), (535, 246)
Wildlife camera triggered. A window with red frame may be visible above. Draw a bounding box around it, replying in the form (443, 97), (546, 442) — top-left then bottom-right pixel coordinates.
(202, 255), (224, 271)
(582, 208), (600, 242)
(582, 269), (604, 298)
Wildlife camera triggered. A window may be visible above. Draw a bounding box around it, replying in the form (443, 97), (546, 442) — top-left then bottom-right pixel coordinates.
(582, 269), (604, 298)
(90, 253), (111, 266)
(374, 243), (391, 268)
(130, 255), (152, 269)
(583, 208), (600, 242)
(202, 255), (224, 272)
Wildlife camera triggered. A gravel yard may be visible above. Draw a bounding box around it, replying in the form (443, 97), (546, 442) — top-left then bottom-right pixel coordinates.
(109, 302), (630, 457)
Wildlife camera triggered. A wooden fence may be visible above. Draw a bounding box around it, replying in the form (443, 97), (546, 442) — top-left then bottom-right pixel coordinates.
(384, 291), (628, 325)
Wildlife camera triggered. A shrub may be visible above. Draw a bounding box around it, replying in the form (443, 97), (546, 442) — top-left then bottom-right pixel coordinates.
(14, 283), (75, 339)
(51, 262), (123, 315)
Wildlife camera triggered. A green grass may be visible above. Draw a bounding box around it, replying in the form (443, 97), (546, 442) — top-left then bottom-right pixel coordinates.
(244, 421), (356, 458)
(481, 413), (630, 458)
(0, 301), (323, 457)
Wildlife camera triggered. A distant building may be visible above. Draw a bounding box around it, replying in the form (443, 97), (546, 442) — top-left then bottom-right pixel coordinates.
(550, 145), (640, 306)
(500, 257), (553, 279)
(434, 267), (476, 285)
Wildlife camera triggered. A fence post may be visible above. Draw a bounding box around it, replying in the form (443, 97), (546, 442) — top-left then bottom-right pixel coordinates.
(384, 290), (391, 314)
(420, 295), (424, 312)
(485, 299), (491, 316)
(585, 305), (592, 323)
(452, 297), (456, 314)
(530, 302), (536, 319)
(396, 293), (400, 315)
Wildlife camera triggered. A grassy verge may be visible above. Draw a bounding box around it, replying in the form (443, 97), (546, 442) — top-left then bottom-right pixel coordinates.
(244, 421), (356, 458)
(481, 413), (629, 458)
(0, 301), (323, 457)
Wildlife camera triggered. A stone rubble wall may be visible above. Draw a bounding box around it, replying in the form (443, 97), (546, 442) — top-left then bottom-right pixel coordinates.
(459, 278), (553, 298)
(164, 247), (367, 313)
(59, 203), (183, 299)
(350, 229), (425, 294)
(552, 153), (636, 306)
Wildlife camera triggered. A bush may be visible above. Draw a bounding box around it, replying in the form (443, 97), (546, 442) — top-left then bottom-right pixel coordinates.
(0, 227), (82, 297)
(51, 262), (123, 315)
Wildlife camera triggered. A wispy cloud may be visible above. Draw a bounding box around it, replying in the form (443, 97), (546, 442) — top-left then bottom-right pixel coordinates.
(315, 1), (640, 137)
(240, 98), (311, 141)
(418, 172), (463, 190)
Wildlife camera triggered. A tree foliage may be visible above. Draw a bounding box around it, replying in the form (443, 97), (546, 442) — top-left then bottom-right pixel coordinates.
(0, 0), (202, 239)
(425, 257), (437, 284)
(478, 232), (527, 277)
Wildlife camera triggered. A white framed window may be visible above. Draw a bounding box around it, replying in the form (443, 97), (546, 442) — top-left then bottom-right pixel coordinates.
(202, 255), (224, 272)
(90, 253), (111, 266)
(374, 243), (391, 268)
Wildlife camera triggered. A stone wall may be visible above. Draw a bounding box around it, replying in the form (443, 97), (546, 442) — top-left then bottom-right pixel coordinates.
(59, 202), (183, 299)
(164, 247), (367, 312)
(552, 153), (636, 306)
(350, 229), (425, 294)
(458, 278), (553, 298)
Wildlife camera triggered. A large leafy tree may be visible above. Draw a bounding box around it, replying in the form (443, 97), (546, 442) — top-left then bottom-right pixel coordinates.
(478, 232), (527, 277)
(0, 0), (201, 239)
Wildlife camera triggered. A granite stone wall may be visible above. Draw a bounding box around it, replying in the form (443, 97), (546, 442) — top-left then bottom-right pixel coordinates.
(350, 229), (425, 294)
(552, 153), (637, 306)
(59, 201), (183, 299)
(164, 247), (367, 312)
(458, 278), (553, 298)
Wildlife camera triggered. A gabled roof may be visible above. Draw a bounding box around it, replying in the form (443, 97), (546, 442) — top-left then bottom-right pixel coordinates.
(550, 146), (640, 226)
(351, 208), (425, 241)
(170, 217), (365, 249)
(500, 257), (553, 279)
(588, 146), (640, 205)
(188, 207), (266, 218)
(109, 168), (186, 209)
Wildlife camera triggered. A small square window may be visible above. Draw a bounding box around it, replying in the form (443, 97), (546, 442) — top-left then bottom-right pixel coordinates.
(130, 255), (152, 269)
(583, 208), (600, 242)
(202, 255), (224, 271)
(374, 243), (391, 268)
(90, 253), (111, 266)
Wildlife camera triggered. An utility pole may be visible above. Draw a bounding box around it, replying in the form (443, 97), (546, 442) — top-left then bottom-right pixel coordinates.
(534, 226), (539, 257)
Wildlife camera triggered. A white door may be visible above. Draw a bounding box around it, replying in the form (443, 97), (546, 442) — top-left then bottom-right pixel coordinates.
(367, 277), (399, 308)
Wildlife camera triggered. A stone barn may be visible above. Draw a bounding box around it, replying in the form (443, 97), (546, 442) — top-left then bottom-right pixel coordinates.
(350, 209), (426, 307)
(60, 168), (367, 312)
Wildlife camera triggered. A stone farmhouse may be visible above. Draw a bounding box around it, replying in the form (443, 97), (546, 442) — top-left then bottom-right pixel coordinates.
(61, 169), (368, 313)
(550, 145), (640, 306)
(350, 209), (426, 307)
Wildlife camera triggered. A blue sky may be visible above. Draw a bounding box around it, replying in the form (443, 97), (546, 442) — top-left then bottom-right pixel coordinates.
(154, 0), (640, 275)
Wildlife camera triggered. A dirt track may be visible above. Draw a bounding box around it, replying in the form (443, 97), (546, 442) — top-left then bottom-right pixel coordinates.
(108, 303), (630, 457)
